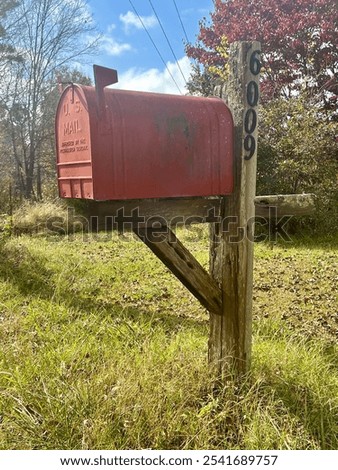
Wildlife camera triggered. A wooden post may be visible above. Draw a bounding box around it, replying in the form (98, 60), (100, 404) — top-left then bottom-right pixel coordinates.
(209, 41), (261, 379)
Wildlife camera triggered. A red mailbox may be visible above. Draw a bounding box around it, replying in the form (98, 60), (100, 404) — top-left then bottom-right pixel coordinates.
(55, 66), (234, 201)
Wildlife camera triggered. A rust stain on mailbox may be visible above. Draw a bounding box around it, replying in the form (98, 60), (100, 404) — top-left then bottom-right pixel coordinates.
(55, 65), (234, 200)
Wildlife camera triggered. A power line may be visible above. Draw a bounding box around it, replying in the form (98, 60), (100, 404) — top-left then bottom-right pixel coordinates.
(172, 0), (190, 44)
(128, 0), (183, 94)
(148, 0), (187, 86)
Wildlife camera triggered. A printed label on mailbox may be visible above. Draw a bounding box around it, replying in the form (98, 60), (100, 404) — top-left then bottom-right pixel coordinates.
(56, 86), (93, 198)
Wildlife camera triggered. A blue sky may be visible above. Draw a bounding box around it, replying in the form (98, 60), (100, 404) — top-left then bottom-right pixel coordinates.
(85, 0), (214, 94)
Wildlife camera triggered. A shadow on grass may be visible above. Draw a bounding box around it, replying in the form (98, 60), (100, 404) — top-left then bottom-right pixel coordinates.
(1, 239), (335, 449)
(0, 242), (55, 296)
(0, 242), (207, 334)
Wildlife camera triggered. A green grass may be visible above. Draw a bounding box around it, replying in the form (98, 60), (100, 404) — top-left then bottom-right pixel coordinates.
(0, 228), (337, 449)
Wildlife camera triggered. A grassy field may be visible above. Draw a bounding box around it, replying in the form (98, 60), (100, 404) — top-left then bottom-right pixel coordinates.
(0, 226), (337, 450)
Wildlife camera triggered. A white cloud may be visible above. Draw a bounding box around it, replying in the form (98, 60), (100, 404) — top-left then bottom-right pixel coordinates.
(198, 8), (211, 14)
(114, 56), (192, 95)
(107, 23), (116, 33)
(182, 7), (210, 16)
(101, 35), (132, 56)
(119, 11), (157, 32)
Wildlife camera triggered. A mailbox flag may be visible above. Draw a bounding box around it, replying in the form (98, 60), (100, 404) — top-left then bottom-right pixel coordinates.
(94, 65), (118, 91)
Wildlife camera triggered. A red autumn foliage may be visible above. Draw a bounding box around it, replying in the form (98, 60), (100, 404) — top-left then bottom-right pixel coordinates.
(186, 0), (337, 106)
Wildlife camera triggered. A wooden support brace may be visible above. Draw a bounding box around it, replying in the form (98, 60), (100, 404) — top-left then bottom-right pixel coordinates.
(134, 227), (222, 316)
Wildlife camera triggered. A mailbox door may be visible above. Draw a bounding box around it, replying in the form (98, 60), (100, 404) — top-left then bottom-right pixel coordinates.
(55, 85), (94, 199)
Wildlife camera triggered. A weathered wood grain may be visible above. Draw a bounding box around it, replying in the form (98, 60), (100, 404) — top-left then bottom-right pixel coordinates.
(254, 194), (316, 217)
(75, 193), (315, 231)
(78, 197), (221, 230)
(134, 227), (222, 316)
(210, 41), (261, 378)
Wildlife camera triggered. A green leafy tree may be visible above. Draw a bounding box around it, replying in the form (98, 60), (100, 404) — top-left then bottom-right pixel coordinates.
(258, 95), (337, 230)
(186, 0), (337, 232)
